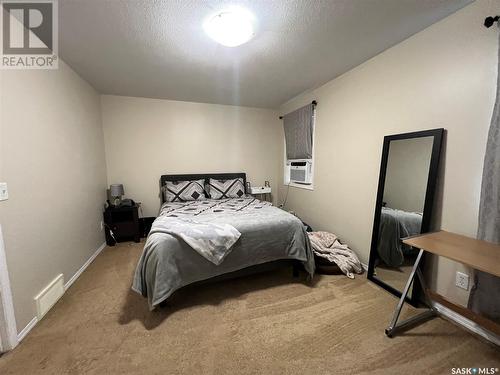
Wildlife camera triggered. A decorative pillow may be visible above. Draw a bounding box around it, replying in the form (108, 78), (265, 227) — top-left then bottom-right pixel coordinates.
(165, 179), (206, 202)
(208, 178), (246, 199)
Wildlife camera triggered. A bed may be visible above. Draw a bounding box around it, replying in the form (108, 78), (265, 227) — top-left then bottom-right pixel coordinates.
(132, 173), (315, 308)
(376, 207), (422, 267)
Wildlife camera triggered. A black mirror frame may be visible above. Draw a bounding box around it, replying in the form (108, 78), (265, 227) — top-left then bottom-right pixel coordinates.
(367, 128), (444, 307)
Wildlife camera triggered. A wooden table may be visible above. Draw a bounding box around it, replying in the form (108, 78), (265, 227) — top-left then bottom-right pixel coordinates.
(385, 230), (500, 337)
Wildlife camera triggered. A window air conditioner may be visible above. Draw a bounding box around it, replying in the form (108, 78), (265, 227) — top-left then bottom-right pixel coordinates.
(287, 159), (312, 184)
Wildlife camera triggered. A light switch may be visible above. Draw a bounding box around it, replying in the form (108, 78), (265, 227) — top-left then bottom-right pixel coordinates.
(0, 182), (8, 201)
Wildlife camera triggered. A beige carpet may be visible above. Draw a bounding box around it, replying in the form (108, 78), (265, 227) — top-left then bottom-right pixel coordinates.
(0, 241), (498, 374)
(375, 264), (413, 293)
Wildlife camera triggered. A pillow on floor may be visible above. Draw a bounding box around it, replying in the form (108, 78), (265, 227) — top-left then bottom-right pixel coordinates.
(165, 180), (206, 202)
(207, 178), (246, 199)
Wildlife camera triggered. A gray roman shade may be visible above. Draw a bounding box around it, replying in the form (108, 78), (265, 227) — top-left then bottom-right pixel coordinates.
(283, 103), (314, 160)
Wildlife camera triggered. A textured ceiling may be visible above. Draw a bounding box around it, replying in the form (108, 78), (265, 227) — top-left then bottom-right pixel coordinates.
(59, 0), (472, 108)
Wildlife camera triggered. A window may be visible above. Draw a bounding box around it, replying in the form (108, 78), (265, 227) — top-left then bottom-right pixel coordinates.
(283, 102), (316, 190)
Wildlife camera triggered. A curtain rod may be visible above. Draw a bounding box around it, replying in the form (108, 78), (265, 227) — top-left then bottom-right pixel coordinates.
(484, 16), (499, 28)
(279, 100), (317, 120)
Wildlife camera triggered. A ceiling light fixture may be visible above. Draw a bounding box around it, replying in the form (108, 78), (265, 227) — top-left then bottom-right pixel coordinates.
(203, 8), (255, 47)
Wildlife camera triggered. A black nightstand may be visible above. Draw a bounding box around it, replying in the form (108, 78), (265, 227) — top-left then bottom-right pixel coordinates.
(103, 204), (140, 246)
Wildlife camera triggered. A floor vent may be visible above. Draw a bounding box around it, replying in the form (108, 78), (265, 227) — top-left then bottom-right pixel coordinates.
(34, 274), (64, 319)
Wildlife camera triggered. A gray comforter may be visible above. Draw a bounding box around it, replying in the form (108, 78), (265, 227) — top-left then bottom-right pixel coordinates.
(132, 197), (315, 308)
(377, 207), (422, 267)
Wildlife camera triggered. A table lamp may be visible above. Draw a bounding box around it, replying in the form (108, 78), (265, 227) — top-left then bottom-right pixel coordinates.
(110, 184), (124, 206)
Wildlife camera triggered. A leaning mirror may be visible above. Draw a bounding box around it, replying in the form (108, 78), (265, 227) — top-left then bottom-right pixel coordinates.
(368, 129), (444, 306)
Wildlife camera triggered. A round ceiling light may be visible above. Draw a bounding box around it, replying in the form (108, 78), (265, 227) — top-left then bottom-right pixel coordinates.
(203, 9), (255, 47)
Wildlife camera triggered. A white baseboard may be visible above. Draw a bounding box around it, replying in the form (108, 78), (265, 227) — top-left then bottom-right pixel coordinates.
(64, 242), (106, 291)
(16, 241), (106, 343)
(432, 301), (500, 346)
(16, 316), (37, 342)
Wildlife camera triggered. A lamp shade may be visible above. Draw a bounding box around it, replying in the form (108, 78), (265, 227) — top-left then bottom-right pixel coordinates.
(110, 184), (124, 197)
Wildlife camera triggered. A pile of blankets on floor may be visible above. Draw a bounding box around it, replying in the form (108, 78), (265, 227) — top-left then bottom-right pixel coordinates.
(308, 231), (363, 279)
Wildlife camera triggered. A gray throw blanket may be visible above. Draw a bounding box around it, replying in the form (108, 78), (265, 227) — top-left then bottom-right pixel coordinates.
(150, 216), (241, 265)
(308, 231), (363, 279)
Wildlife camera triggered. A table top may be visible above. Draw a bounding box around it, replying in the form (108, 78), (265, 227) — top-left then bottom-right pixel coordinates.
(403, 231), (500, 278)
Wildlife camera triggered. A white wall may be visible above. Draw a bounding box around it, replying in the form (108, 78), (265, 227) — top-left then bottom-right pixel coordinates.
(0, 60), (107, 331)
(278, 0), (499, 306)
(101, 95), (282, 217)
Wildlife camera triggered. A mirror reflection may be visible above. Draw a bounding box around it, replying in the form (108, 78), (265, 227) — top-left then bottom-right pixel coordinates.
(374, 136), (433, 293)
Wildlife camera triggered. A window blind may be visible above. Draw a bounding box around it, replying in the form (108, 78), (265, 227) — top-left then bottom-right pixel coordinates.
(283, 103), (314, 160)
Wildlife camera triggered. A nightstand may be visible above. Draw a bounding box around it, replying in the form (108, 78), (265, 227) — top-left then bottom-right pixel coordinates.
(249, 186), (271, 202)
(103, 204), (140, 246)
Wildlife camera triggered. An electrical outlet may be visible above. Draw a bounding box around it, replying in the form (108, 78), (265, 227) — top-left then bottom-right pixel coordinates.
(456, 271), (469, 290)
(0, 182), (8, 201)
